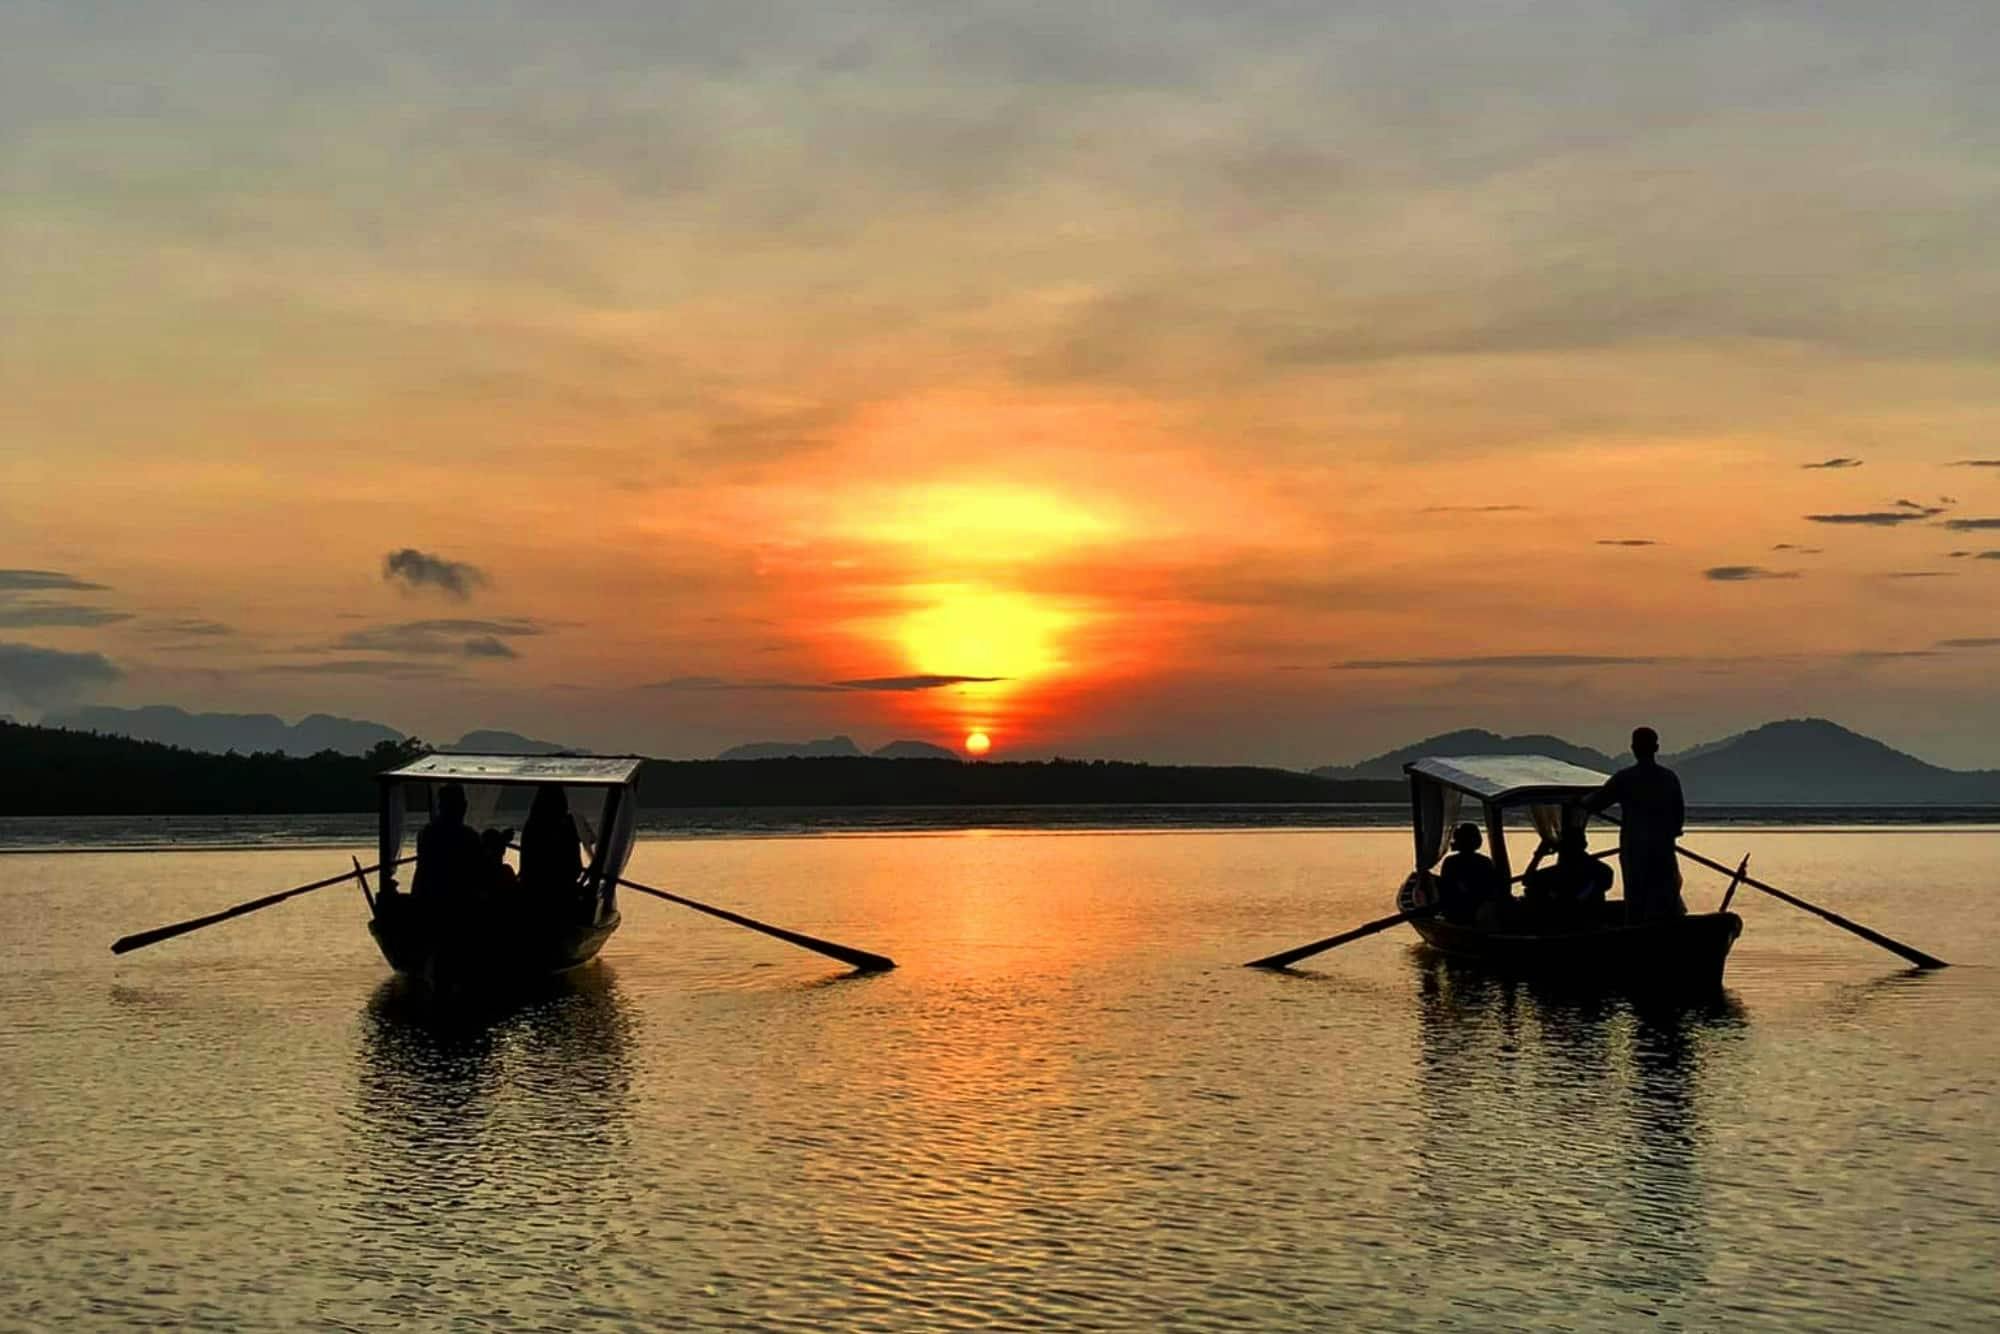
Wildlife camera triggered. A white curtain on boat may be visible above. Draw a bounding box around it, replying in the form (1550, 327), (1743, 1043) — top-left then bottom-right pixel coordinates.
(1528, 801), (1591, 849)
(379, 784), (407, 893)
(1414, 779), (1463, 870)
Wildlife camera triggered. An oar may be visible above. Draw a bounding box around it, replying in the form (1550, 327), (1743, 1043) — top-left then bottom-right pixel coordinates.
(1245, 905), (1438, 970)
(615, 875), (896, 973)
(1672, 843), (1946, 969)
(1719, 854), (1749, 911)
(111, 854), (415, 955)
(1595, 814), (1945, 968)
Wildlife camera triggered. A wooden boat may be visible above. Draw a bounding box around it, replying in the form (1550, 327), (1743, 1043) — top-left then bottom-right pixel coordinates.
(1395, 755), (1742, 994)
(366, 753), (643, 991)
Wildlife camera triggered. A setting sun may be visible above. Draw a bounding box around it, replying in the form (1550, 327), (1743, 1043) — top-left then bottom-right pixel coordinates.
(964, 731), (992, 755)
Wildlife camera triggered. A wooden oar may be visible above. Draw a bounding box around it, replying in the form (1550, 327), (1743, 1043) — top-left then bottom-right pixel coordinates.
(1719, 854), (1749, 911)
(1672, 843), (1946, 969)
(111, 854), (415, 955)
(615, 875), (896, 973)
(1245, 905), (1438, 970)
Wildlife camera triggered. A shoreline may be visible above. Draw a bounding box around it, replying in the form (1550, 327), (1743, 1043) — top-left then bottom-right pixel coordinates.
(5, 803), (1998, 854)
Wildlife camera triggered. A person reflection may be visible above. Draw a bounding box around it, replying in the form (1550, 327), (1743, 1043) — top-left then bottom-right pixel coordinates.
(1410, 957), (1741, 1321)
(348, 969), (637, 1242)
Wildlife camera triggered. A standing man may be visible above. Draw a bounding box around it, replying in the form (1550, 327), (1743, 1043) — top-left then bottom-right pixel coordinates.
(1584, 726), (1686, 921)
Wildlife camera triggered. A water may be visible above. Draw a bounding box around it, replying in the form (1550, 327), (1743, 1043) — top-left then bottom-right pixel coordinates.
(3, 827), (1997, 1329)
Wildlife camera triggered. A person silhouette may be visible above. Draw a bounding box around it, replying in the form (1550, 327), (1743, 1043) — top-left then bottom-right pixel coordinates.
(1522, 824), (1614, 919)
(519, 783), (583, 897)
(1437, 822), (1509, 927)
(412, 782), (484, 906)
(1585, 726), (1687, 922)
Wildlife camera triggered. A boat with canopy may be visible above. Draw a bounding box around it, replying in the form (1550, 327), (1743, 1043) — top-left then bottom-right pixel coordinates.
(110, 752), (897, 983)
(366, 753), (642, 988)
(1247, 747), (1946, 982)
(1391, 754), (1741, 992)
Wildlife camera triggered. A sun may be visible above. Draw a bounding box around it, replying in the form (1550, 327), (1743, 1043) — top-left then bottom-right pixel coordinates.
(964, 731), (992, 756)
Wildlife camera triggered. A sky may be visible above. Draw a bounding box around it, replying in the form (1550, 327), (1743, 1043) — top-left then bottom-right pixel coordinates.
(5, 1), (2000, 766)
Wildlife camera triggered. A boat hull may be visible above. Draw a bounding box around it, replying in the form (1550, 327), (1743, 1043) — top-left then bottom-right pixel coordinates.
(368, 895), (620, 992)
(1397, 877), (1741, 994)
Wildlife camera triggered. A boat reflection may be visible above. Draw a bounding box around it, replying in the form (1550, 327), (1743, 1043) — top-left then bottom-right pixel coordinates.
(343, 964), (639, 1260)
(1409, 955), (1746, 1320)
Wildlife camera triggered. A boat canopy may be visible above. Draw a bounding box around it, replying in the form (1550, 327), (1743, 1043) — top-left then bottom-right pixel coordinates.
(375, 753), (643, 907)
(380, 754), (645, 787)
(1404, 754), (1612, 882)
(1404, 754), (1610, 806)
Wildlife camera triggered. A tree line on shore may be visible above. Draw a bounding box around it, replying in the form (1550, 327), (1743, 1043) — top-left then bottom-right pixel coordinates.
(0, 721), (1402, 815)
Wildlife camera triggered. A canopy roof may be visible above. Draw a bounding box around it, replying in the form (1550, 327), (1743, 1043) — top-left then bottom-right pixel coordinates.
(381, 753), (644, 787)
(1405, 754), (1610, 805)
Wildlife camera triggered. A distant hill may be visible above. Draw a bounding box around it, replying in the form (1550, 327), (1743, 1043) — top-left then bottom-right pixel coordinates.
(1672, 718), (2000, 803)
(443, 729), (576, 756)
(715, 735), (865, 761)
(1318, 718), (2000, 804)
(872, 739), (960, 760)
(46, 705), (403, 757)
(1315, 728), (1621, 781)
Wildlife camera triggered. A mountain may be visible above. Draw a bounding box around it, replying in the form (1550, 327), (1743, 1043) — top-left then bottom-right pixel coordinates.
(1672, 718), (2000, 803)
(444, 729), (576, 755)
(872, 739), (961, 760)
(46, 704), (402, 757)
(715, 735), (865, 761)
(1318, 718), (2000, 804)
(1314, 728), (1621, 781)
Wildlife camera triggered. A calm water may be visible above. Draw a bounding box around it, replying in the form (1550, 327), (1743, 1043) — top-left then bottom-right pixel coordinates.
(3, 827), (1997, 1330)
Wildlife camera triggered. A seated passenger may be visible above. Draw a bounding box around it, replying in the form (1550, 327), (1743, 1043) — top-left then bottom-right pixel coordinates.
(519, 783), (583, 896)
(1522, 826), (1614, 919)
(481, 826), (519, 894)
(1436, 822), (1508, 926)
(412, 782), (484, 906)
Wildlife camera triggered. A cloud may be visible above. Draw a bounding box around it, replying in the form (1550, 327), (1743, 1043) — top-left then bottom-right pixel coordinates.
(1942, 517), (2000, 531)
(1803, 511), (1939, 526)
(0, 569), (126, 627)
(1949, 459), (2000, 468)
(648, 673), (1003, 692)
(1802, 457), (1863, 469)
(831, 674), (1004, 691)
(382, 548), (488, 600)
(1879, 571), (1955, 579)
(1770, 543), (1823, 553)
(259, 659), (456, 678)
(1419, 504), (1531, 514)
(0, 603), (133, 628)
(1595, 538), (1657, 547)
(333, 617), (540, 657)
(1331, 653), (1656, 670)
(1846, 649), (1940, 660)
(147, 618), (233, 636)
(1704, 565), (1800, 581)
(0, 640), (122, 706)
(0, 569), (108, 592)
(1935, 637), (2000, 649)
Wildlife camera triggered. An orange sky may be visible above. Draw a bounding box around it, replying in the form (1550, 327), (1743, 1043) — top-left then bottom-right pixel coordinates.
(5, 3), (1999, 765)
